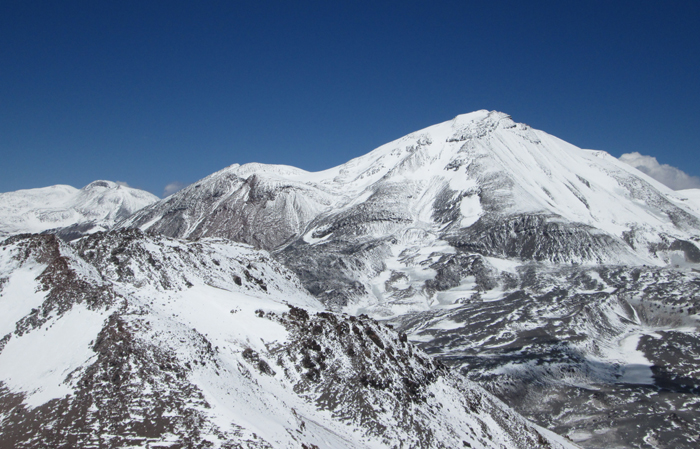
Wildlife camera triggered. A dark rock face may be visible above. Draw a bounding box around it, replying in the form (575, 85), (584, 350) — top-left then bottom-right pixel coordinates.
(277, 237), (391, 308)
(0, 315), (245, 449)
(1, 234), (119, 338)
(122, 168), (332, 251)
(448, 214), (634, 264)
(258, 307), (566, 449)
(73, 228), (283, 295)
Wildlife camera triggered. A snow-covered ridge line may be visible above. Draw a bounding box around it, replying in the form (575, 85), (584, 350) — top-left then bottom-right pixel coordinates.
(124, 109), (700, 257)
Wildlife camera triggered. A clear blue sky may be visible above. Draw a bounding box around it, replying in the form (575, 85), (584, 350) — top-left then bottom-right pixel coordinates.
(1, 1), (698, 196)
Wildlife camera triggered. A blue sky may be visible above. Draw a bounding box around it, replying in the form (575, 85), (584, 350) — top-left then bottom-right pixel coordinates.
(1, 1), (699, 196)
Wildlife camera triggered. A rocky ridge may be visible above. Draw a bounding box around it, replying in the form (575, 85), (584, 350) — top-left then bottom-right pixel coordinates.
(0, 230), (576, 448)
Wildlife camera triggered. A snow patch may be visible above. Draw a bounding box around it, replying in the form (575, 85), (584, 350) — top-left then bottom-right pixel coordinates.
(459, 194), (482, 227)
(0, 304), (109, 407)
(0, 263), (47, 336)
(618, 333), (654, 385)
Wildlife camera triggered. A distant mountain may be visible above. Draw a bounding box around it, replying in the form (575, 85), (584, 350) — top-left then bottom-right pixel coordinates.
(0, 180), (159, 240)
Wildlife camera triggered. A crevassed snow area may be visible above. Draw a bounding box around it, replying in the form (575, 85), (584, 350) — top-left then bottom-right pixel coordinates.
(0, 304), (109, 407)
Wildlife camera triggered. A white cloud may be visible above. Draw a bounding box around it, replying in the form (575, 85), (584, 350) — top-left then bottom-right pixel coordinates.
(163, 181), (186, 197)
(115, 181), (131, 187)
(618, 152), (700, 190)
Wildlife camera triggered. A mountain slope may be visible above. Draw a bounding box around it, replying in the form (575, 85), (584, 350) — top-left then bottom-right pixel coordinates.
(392, 262), (700, 448)
(0, 230), (576, 448)
(0, 181), (159, 240)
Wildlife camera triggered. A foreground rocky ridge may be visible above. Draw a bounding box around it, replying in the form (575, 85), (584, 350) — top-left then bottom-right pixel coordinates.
(0, 230), (575, 448)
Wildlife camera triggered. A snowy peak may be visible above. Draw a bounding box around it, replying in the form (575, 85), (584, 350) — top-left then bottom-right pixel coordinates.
(124, 110), (700, 263)
(120, 111), (700, 314)
(0, 180), (159, 239)
(71, 180), (159, 223)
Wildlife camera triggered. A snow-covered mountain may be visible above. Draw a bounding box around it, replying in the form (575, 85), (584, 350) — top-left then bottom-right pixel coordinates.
(4, 110), (700, 447)
(122, 110), (700, 310)
(0, 230), (575, 448)
(0, 180), (159, 240)
(117, 110), (700, 448)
